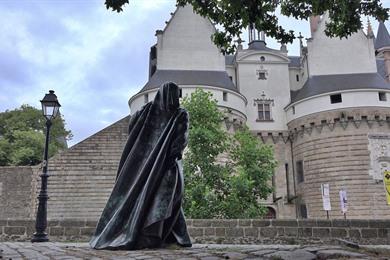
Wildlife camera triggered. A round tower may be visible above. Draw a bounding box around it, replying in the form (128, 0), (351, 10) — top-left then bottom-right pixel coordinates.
(129, 5), (247, 125)
(285, 17), (390, 219)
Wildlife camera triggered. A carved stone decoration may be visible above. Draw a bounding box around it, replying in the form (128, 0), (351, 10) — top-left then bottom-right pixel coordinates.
(340, 120), (349, 130)
(367, 120), (375, 129)
(368, 134), (390, 180)
(353, 120), (362, 129)
(256, 65), (268, 80)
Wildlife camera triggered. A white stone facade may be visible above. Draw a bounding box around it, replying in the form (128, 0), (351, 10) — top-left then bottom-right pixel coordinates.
(128, 5), (390, 219)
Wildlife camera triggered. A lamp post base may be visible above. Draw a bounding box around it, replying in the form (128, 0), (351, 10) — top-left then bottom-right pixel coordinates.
(31, 232), (49, 242)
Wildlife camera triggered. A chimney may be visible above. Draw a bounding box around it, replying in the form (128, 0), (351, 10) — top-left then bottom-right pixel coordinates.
(309, 16), (320, 37)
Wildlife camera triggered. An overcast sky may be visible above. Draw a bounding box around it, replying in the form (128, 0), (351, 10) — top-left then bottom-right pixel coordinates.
(1, 0), (389, 146)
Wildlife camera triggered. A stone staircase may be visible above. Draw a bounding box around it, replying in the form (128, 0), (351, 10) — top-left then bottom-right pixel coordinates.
(37, 116), (130, 220)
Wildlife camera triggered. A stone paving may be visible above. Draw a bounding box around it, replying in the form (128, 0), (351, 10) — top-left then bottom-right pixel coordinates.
(1, 242), (390, 260)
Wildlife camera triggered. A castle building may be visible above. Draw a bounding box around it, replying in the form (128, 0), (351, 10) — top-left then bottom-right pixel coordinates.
(129, 5), (390, 219)
(23, 5), (390, 221)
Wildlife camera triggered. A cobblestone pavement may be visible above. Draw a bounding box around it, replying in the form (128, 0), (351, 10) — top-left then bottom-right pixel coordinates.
(0, 242), (389, 260)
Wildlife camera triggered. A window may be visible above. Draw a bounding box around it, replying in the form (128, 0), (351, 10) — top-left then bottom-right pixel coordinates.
(256, 68), (268, 80)
(258, 72), (267, 80)
(296, 160), (304, 183)
(229, 76), (233, 81)
(144, 94), (148, 104)
(379, 92), (387, 101)
(292, 106), (296, 115)
(260, 56), (266, 62)
(258, 103), (271, 121)
(299, 204), (308, 219)
(254, 94), (273, 121)
(296, 74), (299, 82)
(330, 94), (342, 104)
(223, 92), (228, 101)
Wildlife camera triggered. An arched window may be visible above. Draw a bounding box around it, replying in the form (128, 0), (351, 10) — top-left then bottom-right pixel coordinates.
(263, 207), (276, 219)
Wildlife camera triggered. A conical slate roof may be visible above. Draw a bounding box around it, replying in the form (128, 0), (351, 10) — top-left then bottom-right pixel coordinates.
(290, 73), (390, 103)
(140, 70), (238, 93)
(375, 21), (390, 50)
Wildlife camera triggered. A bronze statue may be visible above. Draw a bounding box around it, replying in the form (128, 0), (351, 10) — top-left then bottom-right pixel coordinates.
(90, 82), (192, 250)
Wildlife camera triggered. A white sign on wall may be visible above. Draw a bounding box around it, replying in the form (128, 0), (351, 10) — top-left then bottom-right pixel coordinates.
(321, 184), (331, 211)
(339, 189), (347, 213)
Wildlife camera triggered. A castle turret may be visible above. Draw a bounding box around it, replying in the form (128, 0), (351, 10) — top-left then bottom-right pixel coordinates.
(375, 21), (390, 81)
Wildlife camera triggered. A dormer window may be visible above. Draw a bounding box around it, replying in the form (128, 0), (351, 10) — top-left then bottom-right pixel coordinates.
(256, 69), (268, 80)
(258, 72), (267, 80)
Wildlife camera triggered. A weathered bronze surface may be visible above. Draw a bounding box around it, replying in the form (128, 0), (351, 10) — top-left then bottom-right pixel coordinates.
(90, 82), (191, 250)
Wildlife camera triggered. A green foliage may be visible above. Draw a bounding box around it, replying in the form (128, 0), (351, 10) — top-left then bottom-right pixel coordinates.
(0, 105), (72, 166)
(181, 89), (229, 218)
(105, 0), (389, 54)
(181, 89), (276, 218)
(105, 0), (129, 12)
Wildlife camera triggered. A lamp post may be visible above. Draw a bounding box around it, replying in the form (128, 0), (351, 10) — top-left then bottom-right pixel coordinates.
(31, 90), (61, 243)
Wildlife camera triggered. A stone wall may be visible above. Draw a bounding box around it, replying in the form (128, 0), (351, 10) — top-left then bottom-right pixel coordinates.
(256, 131), (296, 219)
(36, 116), (130, 220)
(288, 107), (390, 219)
(1, 219), (389, 245)
(0, 167), (34, 219)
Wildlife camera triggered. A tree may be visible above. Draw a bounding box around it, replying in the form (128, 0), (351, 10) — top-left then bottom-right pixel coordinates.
(227, 127), (277, 218)
(104, 0), (389, 54)
(181, 89), (230, 218)
(0, 105), (72, 166)
(181, 89), (276, 218)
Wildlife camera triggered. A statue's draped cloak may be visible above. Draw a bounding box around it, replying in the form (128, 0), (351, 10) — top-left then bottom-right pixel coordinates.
(90, 83), (191, 250)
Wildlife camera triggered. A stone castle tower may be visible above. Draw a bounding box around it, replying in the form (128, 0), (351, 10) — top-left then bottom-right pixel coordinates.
(23, 5), (390, 221)
(129, 5), (390, 219)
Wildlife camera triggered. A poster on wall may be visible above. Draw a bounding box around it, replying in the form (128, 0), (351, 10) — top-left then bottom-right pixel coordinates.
(383, 170), (390, 205)
(339, 189), (347, 213)
(321, 183), (331, 211)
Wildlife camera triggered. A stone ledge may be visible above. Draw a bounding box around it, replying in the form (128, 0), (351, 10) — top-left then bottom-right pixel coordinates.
(1, 218), (389, 245)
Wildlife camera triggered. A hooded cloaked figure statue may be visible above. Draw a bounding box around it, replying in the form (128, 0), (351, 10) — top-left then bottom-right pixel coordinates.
(90, 82), (192, 250)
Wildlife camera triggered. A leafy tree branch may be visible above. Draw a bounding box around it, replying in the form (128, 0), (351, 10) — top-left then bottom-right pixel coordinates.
(105, 0), (389, 54)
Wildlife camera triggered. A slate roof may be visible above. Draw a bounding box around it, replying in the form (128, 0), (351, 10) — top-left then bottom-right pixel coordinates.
(225, 55), (235, 66)
(377, 59), (386, 79)
(288, 56), (301, 68)
(248, 40), (275, 51)
(290, 73), (390, 103)
(140, 70), (238, 93)
(375, 22), (390, 50)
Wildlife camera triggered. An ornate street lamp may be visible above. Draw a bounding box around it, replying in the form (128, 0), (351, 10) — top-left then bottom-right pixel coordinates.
(31, 90), (61, 242)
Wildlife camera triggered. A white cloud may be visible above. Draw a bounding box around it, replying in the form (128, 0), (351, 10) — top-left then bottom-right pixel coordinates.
(0, 0), (389, 147)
